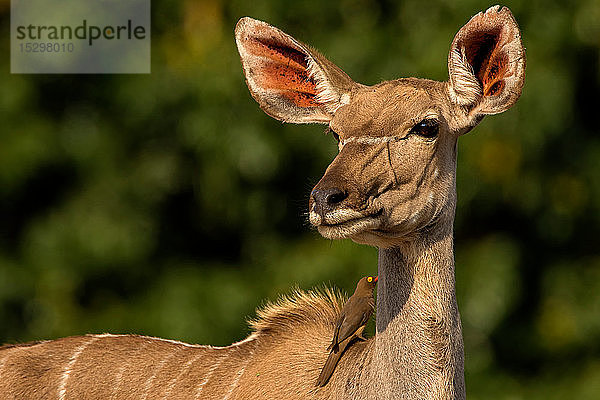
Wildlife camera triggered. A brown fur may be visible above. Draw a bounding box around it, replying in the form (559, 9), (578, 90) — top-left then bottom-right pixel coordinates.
(0, 6), (525, 399)
(0, 290), (358, 400)
(236, 5), (523, 399)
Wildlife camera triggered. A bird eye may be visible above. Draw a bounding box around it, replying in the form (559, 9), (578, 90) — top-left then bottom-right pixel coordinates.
(367, 277), (372, 282)
(410, 119), (439, 139)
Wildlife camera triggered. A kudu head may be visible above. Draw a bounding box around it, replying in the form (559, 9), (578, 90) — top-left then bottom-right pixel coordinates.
(235, 6), (525, 248)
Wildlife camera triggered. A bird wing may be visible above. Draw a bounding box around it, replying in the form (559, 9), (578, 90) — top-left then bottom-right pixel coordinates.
(335, 297), (373, 345)
(358, 297), (375, 326)
(327, 313), (345, 351)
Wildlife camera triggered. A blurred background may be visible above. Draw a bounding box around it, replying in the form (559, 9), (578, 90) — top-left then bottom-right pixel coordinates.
(0, 0), (599, 398)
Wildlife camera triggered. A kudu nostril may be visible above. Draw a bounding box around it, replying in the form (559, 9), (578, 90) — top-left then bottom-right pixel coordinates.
(312, 188), (348, 216)
(324, 188), (347, 205)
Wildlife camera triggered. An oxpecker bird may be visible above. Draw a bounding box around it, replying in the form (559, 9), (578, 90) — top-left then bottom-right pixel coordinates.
(317, 276), (377, 387)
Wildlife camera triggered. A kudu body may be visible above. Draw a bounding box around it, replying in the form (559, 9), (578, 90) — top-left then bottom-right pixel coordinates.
(0, 6), (525, 399)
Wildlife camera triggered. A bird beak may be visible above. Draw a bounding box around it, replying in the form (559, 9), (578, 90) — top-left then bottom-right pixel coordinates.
(374, 276), (378, 283)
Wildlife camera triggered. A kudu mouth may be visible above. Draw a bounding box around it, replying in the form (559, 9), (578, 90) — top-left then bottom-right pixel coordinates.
(311, 208), (384, 240)
(309, 202), (384, 240)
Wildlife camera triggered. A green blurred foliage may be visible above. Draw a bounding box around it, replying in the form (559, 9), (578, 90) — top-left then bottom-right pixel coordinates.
(0, 0), (599, 398)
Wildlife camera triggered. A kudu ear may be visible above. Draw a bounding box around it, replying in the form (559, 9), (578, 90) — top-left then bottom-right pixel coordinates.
(447, 6), (526, 125)
(235, 17), (358, 124)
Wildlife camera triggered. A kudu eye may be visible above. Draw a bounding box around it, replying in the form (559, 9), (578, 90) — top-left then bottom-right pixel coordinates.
(410, 119), (439, 139)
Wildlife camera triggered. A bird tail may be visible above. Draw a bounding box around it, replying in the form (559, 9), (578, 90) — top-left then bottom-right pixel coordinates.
(316, 349), (343, 387)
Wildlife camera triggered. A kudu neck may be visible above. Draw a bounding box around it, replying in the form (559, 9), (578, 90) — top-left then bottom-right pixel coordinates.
(371, 222), (466, 399)
(376, 225), (457, 331)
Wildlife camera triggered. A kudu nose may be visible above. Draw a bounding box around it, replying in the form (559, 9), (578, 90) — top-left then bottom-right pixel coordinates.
(311, 187), (348, 216)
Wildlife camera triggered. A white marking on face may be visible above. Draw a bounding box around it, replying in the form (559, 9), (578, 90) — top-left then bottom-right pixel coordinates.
(309, 211), (322, 226)
(337, 110), (440, 150)
(339, 135), (404, 149)
(322, 209), (364, 225)
(318, 213), (382, 240)
(310, 208), (367, 227)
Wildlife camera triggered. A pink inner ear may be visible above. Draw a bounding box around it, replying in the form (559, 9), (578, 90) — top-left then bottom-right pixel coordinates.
(244, 37), (319, 107)
(464, 28), (509, 97)
(483, 54), (508, 96)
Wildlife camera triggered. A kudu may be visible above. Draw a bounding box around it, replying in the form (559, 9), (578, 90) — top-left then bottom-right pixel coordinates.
(0, 6), (525, 399)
